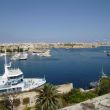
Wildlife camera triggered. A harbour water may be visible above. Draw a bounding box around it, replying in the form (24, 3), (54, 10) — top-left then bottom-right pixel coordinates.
(0, 46), (110, 89)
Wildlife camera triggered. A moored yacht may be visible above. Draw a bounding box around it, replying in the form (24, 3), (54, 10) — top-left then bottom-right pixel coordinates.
(32, 49), (51, 57)
(104, 46), (110, 56)
(11, 53), (21, 60)
(0, 53), (5, 57)
(0, 51), (46, 94)
(106, 51), (110, 56)
(19, 53), (28, 60)
(36, 50), (51, 57)
(11, 52), (28, 60)
(89, 67), (108, 88)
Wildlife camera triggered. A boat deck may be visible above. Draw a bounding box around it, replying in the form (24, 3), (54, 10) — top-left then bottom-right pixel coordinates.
(23, 78), (46, 91)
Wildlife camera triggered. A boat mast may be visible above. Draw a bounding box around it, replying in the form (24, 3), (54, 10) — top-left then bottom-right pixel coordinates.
(101, 67), (104, 76)
(5, 49), (9, 73)
(2, 49), (9, 78)
(5, 49), (7, 66)
(44, 74), (45, 80)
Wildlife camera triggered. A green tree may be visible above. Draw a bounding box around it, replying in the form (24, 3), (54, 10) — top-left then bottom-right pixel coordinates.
(62, 89), (97, 104)
(19, 48), (23, 52)
(23, 105), (31, 110)
(6, 49), (12, 53)
(96, 77), (110, 95)
(0, 100), (7, 110)
(13, 49), (17, 52)
(36, 83), (62, 110)
(13, 98), (20, 107)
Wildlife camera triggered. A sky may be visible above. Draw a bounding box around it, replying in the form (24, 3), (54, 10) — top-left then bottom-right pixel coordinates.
(0, 0), (110, 43)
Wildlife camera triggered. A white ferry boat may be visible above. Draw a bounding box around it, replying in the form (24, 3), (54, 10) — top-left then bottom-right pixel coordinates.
(0, 51), (46, 94)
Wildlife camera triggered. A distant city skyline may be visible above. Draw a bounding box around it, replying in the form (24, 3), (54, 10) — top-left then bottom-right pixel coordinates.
(0, 0), (110, 43)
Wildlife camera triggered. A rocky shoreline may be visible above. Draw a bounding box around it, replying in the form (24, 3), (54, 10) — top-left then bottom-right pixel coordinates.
(60, 93), (110, 110)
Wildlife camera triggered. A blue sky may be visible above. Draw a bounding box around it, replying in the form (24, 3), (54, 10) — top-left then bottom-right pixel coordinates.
(0, 0), (110, 43)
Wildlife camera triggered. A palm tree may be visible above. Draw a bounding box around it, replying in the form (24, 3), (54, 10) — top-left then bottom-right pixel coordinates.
(36, 83), (62, 110)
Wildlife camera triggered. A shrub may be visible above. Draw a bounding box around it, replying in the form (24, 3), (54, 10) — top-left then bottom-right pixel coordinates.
(23, 97), (30, 105)
(62, 89), (97, 104)
(96, 77), (110, 95)
(0, 100), (6, 110)
(23, 105), (31, 110)
(13, 99), (20, 107)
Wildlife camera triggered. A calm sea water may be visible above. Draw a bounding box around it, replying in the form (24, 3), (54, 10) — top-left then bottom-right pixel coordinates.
(0, 46), (110, 89)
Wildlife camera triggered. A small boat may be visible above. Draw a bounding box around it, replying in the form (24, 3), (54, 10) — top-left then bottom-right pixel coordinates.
(32, 50), (51, 57)
(101, 67), (108, 78)
(106, 51), (110, 56)
(89, 67), (108, 88)
(104, 46), (107, 53)
(0, 53), (5, 57)
(90, 81), (99, 88)
(19, 53), (28, 60)
(11, 53), (21, 60)
(11, 52), (28, 60)
(104, 46), (110, 56)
